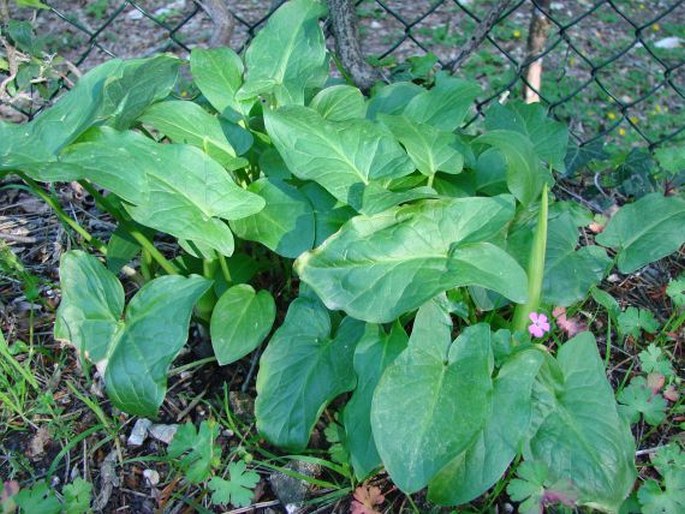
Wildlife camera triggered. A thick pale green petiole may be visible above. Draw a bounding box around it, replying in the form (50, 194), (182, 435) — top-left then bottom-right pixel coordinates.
(513, 183), (549, 332)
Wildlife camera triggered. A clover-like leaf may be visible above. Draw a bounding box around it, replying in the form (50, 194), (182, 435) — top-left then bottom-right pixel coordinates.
(617, 307), (660, 339)
(168, 421), (221, 484)
(617, 376), (668, 426)
(208, 461), (260, 507)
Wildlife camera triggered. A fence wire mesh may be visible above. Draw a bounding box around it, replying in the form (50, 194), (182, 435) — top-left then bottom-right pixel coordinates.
(2, 0), (684, 150)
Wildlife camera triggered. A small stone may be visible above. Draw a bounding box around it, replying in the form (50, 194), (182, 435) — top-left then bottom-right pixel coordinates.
(126, 9), (143, 20)
(143, 469), (160, 486)
(370, 20), (381, 29)
(654, 36), (682, 49)
(269, 460), (321, 510)
(149, 424), (179, 444)
(127, 418), (152, 447)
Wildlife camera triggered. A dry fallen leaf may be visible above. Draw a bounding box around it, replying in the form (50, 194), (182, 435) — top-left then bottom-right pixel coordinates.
(350, 485), (385, 514)
(552, 306), (587, 338)
(28, 427), (52, 459)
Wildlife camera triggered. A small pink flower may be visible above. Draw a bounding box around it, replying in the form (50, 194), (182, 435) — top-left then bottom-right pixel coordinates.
(528, 312), (550, 338)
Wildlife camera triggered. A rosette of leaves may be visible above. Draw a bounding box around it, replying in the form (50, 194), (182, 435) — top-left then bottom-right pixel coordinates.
(3, 0), (685, 509)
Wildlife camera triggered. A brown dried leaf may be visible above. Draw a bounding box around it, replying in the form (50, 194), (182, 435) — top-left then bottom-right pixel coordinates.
(28, 427), (52, 459)
(350, 485), (385, 514)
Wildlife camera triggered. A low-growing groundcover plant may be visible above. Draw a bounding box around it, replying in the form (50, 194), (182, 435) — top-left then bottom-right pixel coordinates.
(1, 0), (684, 511)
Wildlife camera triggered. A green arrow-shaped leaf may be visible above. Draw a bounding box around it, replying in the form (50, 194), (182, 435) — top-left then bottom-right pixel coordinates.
(55, 251), (211, 416)
(264, 105), (416, 215)
(371, 322), (494, 493)
(596, 193), (685, 274)
(238, 0), (328, 106)
(230, 178), (315, 258)
(295, 196), (527, 323)
(525, 332), (636, 511)
(428, 349), (544, 505)
(255, 296), (365, 450)
(343, 322), (408, 480)
(210, 284), (276, 365)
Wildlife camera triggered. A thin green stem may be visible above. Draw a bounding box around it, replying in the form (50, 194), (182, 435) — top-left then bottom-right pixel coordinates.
(15, 172), (108, 254)
(79, 181), (179, 275)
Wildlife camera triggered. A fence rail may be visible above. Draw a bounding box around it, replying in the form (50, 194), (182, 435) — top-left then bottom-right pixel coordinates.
(2, 0), (684, 150)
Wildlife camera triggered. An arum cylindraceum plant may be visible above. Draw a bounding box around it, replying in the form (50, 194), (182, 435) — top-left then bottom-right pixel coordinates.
(2, 0), (684, 510)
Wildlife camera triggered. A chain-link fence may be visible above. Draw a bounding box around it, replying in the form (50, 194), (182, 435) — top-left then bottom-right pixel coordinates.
(2, 0), (684, 150)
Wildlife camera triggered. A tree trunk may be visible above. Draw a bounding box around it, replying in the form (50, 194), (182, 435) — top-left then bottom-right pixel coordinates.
(523, 0), (552, 103)
(327, 0), (382, 92)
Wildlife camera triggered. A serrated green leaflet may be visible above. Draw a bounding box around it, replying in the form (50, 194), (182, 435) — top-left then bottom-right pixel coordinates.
(255, 297), (365, 450)
(295, 196), (527, 323)
(210, 284), (276, 365)
(55, 251), (211, 416)
(371, 322), (494, 493)
(596, 193), (685, 273)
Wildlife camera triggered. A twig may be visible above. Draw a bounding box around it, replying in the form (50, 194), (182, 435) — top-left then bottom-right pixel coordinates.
(223, 500), (281, 514)
(197, 0), (235, 47)
(448, 0), (514, 72)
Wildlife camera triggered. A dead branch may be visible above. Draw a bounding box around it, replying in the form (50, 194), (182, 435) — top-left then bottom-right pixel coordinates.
(448, 0), (514, 73)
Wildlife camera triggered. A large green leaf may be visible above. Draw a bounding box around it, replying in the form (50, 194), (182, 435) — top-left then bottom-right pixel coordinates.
(366, 82), (424, 120)
(255, 297), (365, 450)
(190, 47), (249, 120)
(428, 349), (544, 505)
(543, 213), (611, 305)
(371, 323), (494, 493)
(264, 106), (415, 214)
(138, 100), (247, 170)
(299, 182), (356, 246)
(229, 178), (315, 258)
(310, 85), (366, 121)
(56, 128), (265, 256)
(475, 130), (551, 206)
(0, 55), (179, 179)
(55, 251), (211, 416)
(238, 0), (328, 106)
(485, 102), (569, 172)
(379, 114), (464, 177)
(595, 193), (685, 273)
(343, 322), (408, 480)
(295, 196), (527, 323)
(525, 333), (636, 511)
(401, 75), (480, 131)
(210, 285), (276, 365)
